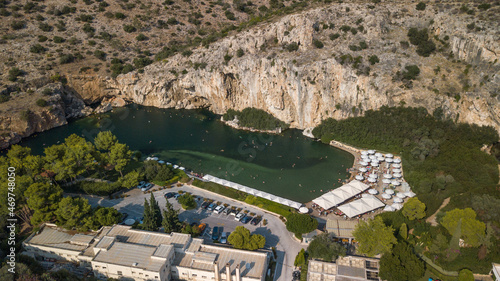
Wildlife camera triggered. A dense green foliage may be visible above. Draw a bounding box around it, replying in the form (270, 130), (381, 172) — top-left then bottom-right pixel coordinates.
(162, 200), (182, 233)
(379, 242), (425, 281)
(285, 213), (318, 237)
(223, 107), (289, 130)
(142, 193), (162, 231)
(228, 226), (266, 250)
(353, 216), (397, 257)
(294, 249), (307, 267)
(407, 28), (436, 57)
(312, 106), (498, 216)
(402, 198), (426, 220)
(307, 233), (346, 262)
(440, 208), (485, 247)
(178, 193), (196, 210)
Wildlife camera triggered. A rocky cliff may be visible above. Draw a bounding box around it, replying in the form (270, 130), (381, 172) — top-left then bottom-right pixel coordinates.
(107, 2), (500, 133)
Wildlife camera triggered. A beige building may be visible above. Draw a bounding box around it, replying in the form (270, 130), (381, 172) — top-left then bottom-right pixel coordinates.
(23, 224), (269, 281)
(307, 256), (380, 281)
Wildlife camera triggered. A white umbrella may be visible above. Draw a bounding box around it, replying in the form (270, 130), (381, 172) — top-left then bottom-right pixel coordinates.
(391, 180), (401, 186)
(361, 154), (369, 159)
(386, 158), (393, 163)
(365, 158), (372, 163)
(393, 158), (402, 163)
(404, 191), (416, 198)
(392, 168), (402, 173)
(377, 157), (385, 162)
(359, 167), (368, 172)
(368, 189), (378, 195)
(383, 174), (392, 179)
(385, 153), (394, 158)
(385, 189), (395, 195)
(397, 193), (407, 199)
(355, 175), (364, 181)
(382, 179), (392, 184)
(368, 150), (376, 154)
(361, 151), (369, 155)
(360, 161), (369, 166)
(383, 205), (395, 212)
(371, 162), (379, 167)
(392, 163), (401, 168)
(382, 193), (392, 199)
(393, 173), (402, 178)
(299, 207), (309, 214)
(158, 160), (165, 164)
(368, 177), (377, 183)
(369, 155), (377, 160)
(393, 197), (403, 203)
(369, 173), (378, 179)
(375, 152), (383, 157)
(392, 203), (403, 210)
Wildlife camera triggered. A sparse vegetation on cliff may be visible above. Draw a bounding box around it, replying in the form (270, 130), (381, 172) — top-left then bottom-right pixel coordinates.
(223, 108), (289, 131)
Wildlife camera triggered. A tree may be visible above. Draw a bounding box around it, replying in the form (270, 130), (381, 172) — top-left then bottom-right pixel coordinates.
(440, 208), (485, 247)
(94, 131), (118, 151)
(399, 223), (408, 240)
(307, 233), (346, 262)
(379, 242), (425, 281)
(94, 207), (122, 227)
(294, 249), (307, 267)
(162, 200), (181, 233)
(25, 182), (63, 225)
(228, 226), (266, 250)
(118, 171), (141, 189)
(458, 269), (474, 281)
(178, 194), (196, 210)
(471, 194), (500, 222)
(142, 198), (156, 231)
(286, 213), (318, 236)
(416, 2), (426, 10)
(150, 193), (162, 227)
(352, 216), (397, 257)
(402, 198), (426, 220)
(109, 142), (132, 177)
(54, 197), (93, 230)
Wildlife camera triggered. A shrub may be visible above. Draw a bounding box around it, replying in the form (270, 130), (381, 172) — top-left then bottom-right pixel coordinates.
(133, 57), (152, 68)
(224, 54), (232, 64)
(123, 25), (137, 33)
(236, 48), (244, 57)
(329, 33), (340, 40)
(313, 39), (324, 49)
(36, 99), (47, 107)
(20, 110), (32, 121)
(94, 50), (106, 61)
(402, 65), (420, 80)
(136, 33), (147, 41)
(30, 44), (46, 53)
(38, 22), (53, 32)
(78, 14), (93, 22)
(38, 35), (48, 42)
(368, 55), (379, 65)
(477, 3), (491, 11)
(115, 12), (126, 19)
(11, 20), (25, 30)
(416, 2), (426, 10)
(82, 23), (95, 34)
(340, 25), (351, 32)
(407, 28), (435, 57)
(59, 54), (75, 64)
(8, 67), (24, 82)
(182, 50), (193, 57)
(359, 41), (368, 49)
(42, 88), (52, 96)
(225, 10), (236, 20)
(286, 42), (299, 52)
(53, 36), (65, 43)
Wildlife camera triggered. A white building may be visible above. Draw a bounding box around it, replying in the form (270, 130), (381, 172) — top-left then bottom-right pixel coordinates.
(307, 256), (381, 281)
(23, 224), (269, 281)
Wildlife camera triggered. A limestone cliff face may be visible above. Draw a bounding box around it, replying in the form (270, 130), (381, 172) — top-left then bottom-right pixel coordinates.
(107, 3), (500, 133)
(0, 84), (91, 149)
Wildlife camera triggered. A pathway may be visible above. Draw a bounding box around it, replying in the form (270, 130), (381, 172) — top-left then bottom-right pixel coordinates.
(426, 197), (450, 226)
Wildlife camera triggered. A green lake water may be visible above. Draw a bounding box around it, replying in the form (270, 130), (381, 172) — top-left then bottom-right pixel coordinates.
(13, 105), (354, 203)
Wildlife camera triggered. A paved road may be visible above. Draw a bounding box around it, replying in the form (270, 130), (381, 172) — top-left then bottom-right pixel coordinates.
(73, 184), (305, 281)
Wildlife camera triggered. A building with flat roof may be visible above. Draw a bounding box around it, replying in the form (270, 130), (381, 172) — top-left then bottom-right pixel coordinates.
(492, 263), (500, 281)
(325, 219), (358, 241)
(23, 224), (269, 281)
(307, 256), (380, 281)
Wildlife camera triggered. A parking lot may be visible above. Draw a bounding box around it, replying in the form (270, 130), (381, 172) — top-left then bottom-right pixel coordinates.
(75, 183), (305, 281)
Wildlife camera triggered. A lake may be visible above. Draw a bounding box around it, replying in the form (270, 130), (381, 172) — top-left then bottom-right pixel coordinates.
(14, 105), (354, 203)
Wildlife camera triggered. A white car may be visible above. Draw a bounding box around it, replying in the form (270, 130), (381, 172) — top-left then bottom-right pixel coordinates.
(220, 232), (228, 244)
(214, 205), (225, 214)
(234, 213), (245, 221)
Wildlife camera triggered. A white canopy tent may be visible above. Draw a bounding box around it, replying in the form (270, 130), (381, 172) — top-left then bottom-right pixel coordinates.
(392, 203), (403, 210)
(393, 197), (403, 203)
(383, 205), (395, 212)
(397, 192), (407, 199)
(312, 180), (370, 210)
(404, 191), (416, 197)
(299, 207), (309, 214)
(355, 175), (364, 181)
(338, 195), (385, 218)
(202, 174), (302, 209)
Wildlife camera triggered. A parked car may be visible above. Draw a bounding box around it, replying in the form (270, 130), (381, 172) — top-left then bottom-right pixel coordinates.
(241, 216), (253, 224)
(141, 183), (153, 192)
(164, 192), (175, 199)
(229, 209), (238, 216)
(198, 223), (207, 233)
(137, 181), (146, 189)
(234, 213), (245, 221)
(174, 193), (181, 199)
(250, 216), (262, 226)
(220, 232), (228, 244)
(207, 203), (217, 211)
(224, 208), (232, 215)
(212, 226), (220, 240)
(200, 201), (210, 209)
(214, 205), (225, 214)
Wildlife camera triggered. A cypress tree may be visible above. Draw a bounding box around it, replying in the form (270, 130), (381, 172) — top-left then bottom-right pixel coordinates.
(162, 200), (181, 233)
(142, 198), (155, 231)
(150, 193), (162, 228)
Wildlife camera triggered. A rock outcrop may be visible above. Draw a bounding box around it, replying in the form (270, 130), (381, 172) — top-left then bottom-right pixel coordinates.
(107, 2), (500, 133)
